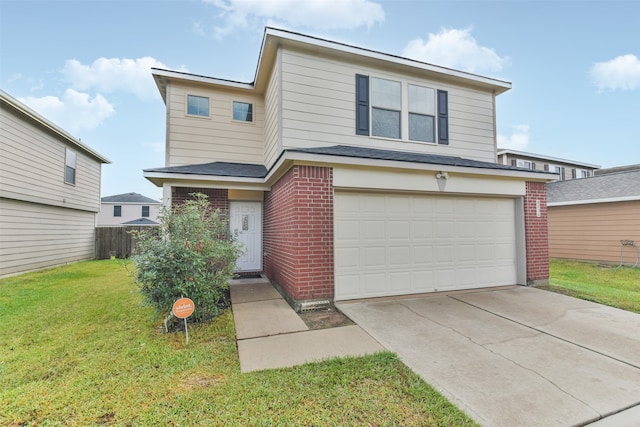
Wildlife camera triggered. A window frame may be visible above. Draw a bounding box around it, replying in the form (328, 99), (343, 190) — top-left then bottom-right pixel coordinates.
(186, 94), (210, 118)
(357, 74), (445, 145)
(114, 205), (122, 217)
(141, 205), (150, 217)
(64, 148), (76, 185)
(232, 101), (254, 123)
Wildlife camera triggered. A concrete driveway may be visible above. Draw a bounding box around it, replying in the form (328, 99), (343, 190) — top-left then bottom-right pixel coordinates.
(337, 286), (640, 427)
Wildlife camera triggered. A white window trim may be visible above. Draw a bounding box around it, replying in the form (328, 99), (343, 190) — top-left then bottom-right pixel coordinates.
(231, 100), (255, 124)
(369, 76), (438, 145)
(64, 148), (77, 185)
(185, 94), (211, 119)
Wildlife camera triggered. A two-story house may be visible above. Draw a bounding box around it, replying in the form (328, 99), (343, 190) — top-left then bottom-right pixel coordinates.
(497, 149), (600, 181)
(144, 28), (555, 307)
(97, 192), (161, 226)
(1, 89), (110, 277)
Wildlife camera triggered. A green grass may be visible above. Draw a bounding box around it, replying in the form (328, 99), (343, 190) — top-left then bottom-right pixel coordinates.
(0, 260), (476, 426)
(538, 259), (640, 313)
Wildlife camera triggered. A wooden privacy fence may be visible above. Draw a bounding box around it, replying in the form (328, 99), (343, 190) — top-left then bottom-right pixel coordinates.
(95, 226), (155, 260)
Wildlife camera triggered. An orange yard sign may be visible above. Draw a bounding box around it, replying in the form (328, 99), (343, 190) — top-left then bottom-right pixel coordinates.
(173, 297), (195, 319)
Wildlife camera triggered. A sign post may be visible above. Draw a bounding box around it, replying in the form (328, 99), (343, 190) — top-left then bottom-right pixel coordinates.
(172, 297), (195, 344)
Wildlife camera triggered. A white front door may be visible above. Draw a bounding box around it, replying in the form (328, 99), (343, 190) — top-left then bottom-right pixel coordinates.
(230, 201), (262, 272)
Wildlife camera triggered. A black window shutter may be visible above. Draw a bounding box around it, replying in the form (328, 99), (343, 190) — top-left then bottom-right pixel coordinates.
(532, 162), (537, 170)
(437, 90), (449, 145)
(571, 168), (577, 179)
(355, 74), (369, 136)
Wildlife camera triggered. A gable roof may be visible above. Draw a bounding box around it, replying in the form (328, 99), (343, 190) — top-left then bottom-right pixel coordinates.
(101, 192), (161, 204)
(547, 170), (640, 206)
(152, 27), (511, 101)
(1, 89), (110, 164)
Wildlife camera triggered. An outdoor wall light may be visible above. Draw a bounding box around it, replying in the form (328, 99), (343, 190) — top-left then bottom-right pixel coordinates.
(435, 171), (448, 191)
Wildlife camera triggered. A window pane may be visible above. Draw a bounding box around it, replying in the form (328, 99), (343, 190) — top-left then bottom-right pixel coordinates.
(409, 113), (435, 142)
(372, 108), (400, 138)
(114, 206), (121, 217)
(187, 95), (209, 116)
(371, 78), (401, 110)
(65, 165), (75, 185)
(142, 206), (150, 217)
(233, 101), (253, 122)
(408, 85), (435, 115)
(65, 149), (76, 168)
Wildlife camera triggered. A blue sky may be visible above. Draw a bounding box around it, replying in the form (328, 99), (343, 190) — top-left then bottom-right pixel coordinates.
(2, 0), (639, 200)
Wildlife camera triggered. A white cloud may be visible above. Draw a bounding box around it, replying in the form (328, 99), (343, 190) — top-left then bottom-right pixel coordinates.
(61, 57), (183, 101)
(206, 0), (384, 39)
(19, 89), (114, 134)
(497, 124), (529, 151)
(590, 54), (640, 91)
(402, 27), (509, 75)
(8, 73), (44, 92)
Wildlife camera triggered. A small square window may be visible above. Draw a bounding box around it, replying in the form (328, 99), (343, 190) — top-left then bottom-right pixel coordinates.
(65, 148), (76, 185)
(233, 101), (253, 122)
(114, 205), (122, 217)
(142, 206), (150, 217)
(187, 95), (209, 117)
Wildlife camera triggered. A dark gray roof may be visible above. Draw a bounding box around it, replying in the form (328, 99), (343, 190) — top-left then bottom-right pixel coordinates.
(144, 145), (547, 180)
(101, 192), (161, 204)
(547, 170), (640, 204)
(144, 162), (268, 178)
(289, 145), (541, 173)
(122, 218), (160, 226)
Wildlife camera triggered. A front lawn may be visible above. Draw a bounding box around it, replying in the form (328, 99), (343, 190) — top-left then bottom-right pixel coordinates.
(539, 259), (640, 313)
(0, 260), (476, 426)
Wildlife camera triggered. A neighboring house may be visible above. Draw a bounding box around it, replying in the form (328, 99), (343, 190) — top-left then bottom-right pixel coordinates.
(0, 89), (110, 277)
(547, 168), (640, 265)
(97, 192), (161, 226)
(144, 27), (556, 307)
(497, 149), (600, 181)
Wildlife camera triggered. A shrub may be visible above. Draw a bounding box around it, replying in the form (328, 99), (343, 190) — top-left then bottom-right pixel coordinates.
(130, 193), (243, 323)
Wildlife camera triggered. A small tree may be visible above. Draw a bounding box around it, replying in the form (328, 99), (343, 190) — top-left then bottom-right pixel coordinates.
(130, 193), (243, 323)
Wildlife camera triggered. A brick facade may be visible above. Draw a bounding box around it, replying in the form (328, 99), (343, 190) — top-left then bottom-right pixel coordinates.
(263, 166), (334, 302)
(171, 187), (229, 216)
(524, 181), (550, 285)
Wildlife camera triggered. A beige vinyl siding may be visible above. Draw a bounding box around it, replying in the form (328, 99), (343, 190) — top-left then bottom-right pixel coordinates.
(0, 199), (96, 277)
(263, 53), (281, 169)
(279, 47), (498, 163)
(548, 201), (640, 265)
(166, 82), (265, 166)
(0, 107), (102, 212)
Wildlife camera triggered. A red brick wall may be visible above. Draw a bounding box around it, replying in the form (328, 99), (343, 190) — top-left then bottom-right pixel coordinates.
(524, 181), (549, 284)
(171, 187), (229, 216)
(263, 166), (334, 301)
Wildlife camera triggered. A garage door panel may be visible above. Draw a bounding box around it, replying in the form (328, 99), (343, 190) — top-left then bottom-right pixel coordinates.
(335, 193), (518, 300)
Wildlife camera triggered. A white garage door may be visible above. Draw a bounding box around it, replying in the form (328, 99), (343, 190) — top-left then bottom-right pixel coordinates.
(335, 192), (517, 300)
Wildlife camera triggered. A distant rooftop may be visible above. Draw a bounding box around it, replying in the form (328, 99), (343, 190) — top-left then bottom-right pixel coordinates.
(497, 148), (600, 169)
(121, 218), (160, 226)
(547, 169), (640, 205)
(101, 192), (161, 204)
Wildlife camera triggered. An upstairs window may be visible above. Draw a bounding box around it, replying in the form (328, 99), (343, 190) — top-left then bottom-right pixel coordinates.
(65, 148), (76, 185)
(233, 101), (253, 122)
(408, 84), (435, 143)
(554, 165), (566, 181)
(187, 95), (209, 117)
(371, 77), (401, 139)
(356, 74), (448, 145)
(142, 206), (150, 217)
(114, 205), (122, 217)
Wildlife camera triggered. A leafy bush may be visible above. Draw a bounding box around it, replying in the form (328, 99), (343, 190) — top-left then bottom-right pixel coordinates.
(130, 193), (243, 323)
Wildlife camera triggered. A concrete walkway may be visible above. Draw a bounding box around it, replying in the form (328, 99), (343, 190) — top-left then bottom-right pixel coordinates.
(229, 278), (383, 373)
(338, 286), (640, 427)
